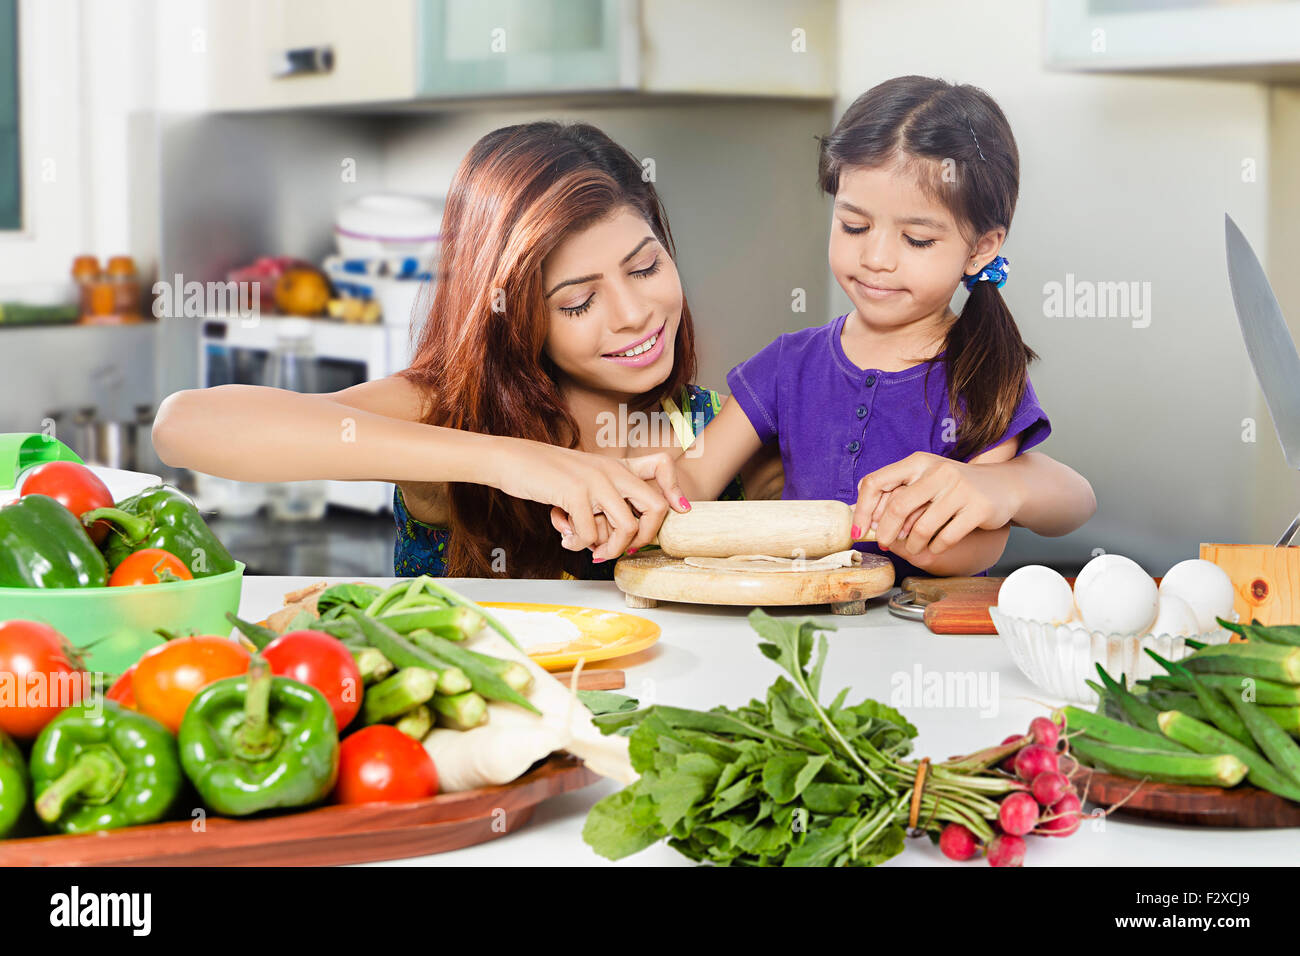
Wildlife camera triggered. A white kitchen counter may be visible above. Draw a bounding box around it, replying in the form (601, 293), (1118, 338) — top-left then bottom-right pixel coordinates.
(239, 575), (1294, 867)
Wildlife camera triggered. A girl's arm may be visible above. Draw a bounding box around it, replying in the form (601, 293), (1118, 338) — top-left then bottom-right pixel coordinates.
(152, 380), (685, 560)
(673, 397), (765, 501)
(997, 451), (1097, 537)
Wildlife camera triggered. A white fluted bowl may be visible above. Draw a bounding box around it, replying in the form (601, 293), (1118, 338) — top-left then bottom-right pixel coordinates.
(989, 606), (1238, 704)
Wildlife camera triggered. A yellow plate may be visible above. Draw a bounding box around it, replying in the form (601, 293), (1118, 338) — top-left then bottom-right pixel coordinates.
(479, 602), (661, 671)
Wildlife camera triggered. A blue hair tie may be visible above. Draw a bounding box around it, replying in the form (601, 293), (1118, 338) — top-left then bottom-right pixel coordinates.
(963, 254), (1009, 292)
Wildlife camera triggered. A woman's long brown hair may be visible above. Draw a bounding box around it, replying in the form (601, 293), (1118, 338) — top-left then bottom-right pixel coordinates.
(399, 122), (696, 578)
(818, 76), (1040, 463)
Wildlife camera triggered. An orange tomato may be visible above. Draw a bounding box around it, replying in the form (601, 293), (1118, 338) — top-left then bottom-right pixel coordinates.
(132, 636), (252, 733)
(108, 549), (195, 587)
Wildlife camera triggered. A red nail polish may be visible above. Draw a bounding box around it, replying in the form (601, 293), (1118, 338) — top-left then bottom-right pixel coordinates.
(851, 524), (861, 538)
(628, 547), (638, 554)
(679, 497), (691, 511)
(593, 556), (606, 564)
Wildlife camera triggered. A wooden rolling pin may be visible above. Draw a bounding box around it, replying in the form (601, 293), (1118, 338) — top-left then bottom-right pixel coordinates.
(656, 500), (876, 559)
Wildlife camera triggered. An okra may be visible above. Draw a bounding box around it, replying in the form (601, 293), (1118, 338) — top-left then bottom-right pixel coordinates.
(362, 668), (437, 725)
(1153, 654), (1256, 749)
(1263, 705), (1300, 737)
(377, 606), (483, 640)
(1142, 673), (1300, 705)
(1181, 642), (1300, 684)
(1226, 695), (1300, 788)
(1156, 711), (1300, 801)
(1062, 706), (1192, 752)
(1137, 690), (1209, 722)
(403, 628), (537, 712)
(1242, 622), (1300, 647)
(1096, 665), (1162, 733)
(394, 704), (433, 740)
(344, 606), (460, 678)
(409, 576), (524, 651)
(1070, 736), (1248, 788)
(350, 646), (394, 686)
(432, 691), (488, 730)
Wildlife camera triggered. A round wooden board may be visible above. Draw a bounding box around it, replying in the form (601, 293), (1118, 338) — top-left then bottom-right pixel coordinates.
(1071, 765), (1300, 828)
(614, 551), (895, 610)
(0, 754), (600, 866)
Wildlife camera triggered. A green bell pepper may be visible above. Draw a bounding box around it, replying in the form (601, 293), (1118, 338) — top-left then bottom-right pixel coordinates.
(0, 729), (28, 838)
(30, 699), (182, 834)
(0, 493), (109, 588)
(179, 657), (338, 817)
(80, 484), (236, 578)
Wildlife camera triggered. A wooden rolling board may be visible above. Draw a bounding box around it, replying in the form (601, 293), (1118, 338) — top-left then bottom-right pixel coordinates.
(897, 575), (1168, 634)
(614, 551), (895, 615)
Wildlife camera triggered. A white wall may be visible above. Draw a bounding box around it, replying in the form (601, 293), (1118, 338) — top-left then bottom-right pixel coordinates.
(835, 0), (1273, 575)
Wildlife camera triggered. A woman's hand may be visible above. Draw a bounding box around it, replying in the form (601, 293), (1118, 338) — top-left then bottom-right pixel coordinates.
(851, 452), (1020, 559)
(547, 451), (690, 561)
(491, 441), (688, 562)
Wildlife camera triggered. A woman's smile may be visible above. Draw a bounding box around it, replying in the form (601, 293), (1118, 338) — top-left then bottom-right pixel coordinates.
(602, 322), (667, 366)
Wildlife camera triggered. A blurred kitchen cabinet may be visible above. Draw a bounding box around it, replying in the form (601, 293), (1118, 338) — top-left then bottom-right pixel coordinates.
(202, 0), (833, 111)
(204, 0), (418, 110)
(1047, 0), (1300, 81)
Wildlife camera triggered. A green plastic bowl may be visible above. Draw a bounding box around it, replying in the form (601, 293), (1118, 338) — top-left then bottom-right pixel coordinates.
(0, 562), (245, 676)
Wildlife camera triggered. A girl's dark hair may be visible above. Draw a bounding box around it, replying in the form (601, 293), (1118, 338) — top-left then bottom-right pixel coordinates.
(818, 75), (1039, 462)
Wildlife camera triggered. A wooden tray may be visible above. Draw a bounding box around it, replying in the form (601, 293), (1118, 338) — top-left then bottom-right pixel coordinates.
(0, 754), (600, 866)
(614, 551), (895, 615)
(1071, 765), (1300, 828)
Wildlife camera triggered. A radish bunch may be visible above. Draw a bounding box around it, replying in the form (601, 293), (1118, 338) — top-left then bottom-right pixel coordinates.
(939, 715), (1083, 867)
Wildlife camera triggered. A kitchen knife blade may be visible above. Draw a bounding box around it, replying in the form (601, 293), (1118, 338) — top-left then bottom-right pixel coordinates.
(1225, 213), (1300, 546)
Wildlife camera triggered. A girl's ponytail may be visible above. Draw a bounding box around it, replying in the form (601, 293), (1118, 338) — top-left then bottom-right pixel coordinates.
(943, 280), (1039, 462)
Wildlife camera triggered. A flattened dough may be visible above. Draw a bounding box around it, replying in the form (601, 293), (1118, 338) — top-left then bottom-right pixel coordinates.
(682, 549), (864, 573)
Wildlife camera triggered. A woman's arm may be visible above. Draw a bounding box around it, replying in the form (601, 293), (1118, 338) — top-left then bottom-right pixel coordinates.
(152, 379), (684, 560)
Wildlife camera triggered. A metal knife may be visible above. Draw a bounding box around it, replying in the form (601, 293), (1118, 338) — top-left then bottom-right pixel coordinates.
(1225, 213), (1300, 547)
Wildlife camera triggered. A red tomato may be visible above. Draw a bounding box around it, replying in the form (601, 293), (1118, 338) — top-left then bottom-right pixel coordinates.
(106, 665), (138, 710)
(262, 630), (362, 730)
(334, 725), (438, 804)
(133, 636), (252, 733)
(0, 620), (87, 740)
(108, 548), (195, 587)
(19, 461), (115, 545)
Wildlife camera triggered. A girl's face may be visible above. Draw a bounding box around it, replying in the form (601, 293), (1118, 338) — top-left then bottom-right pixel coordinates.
(829, 162), (1003, 330)
(542, 205), (683, 398)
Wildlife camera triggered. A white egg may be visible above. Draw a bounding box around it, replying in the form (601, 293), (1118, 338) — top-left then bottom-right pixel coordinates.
(997, 565), (1075, 624)
(1077, 564), (1159, 635)
(1159, 559), (1236, 634)
(1073, 553), (1148, 610)
(1147, 592), (1201, 639)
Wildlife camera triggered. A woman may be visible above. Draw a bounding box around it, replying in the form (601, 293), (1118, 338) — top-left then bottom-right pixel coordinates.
(153, 121), (781, 580)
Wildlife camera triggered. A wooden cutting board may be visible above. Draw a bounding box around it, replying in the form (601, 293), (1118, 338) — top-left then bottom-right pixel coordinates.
(895, 575), (1168, 634)
(614, 551), (895, 615)
(1070, 765), (1300, 828)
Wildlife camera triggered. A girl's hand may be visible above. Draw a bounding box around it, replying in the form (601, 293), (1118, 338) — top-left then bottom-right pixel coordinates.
(852, 452), (1018, 558)
(491, 443), (686, 561)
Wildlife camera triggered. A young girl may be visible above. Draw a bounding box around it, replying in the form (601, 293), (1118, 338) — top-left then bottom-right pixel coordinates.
(153, 122), (780, 580)
(596, 76), (1095, 579)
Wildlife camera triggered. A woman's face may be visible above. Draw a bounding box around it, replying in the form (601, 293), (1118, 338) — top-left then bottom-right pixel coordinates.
(542, 205), (683, 398)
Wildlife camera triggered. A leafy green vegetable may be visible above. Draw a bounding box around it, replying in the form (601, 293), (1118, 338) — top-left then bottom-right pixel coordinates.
(576, 690), (639, 716)
(582, 609), (1021, 867)
(316, 582), (384, 615)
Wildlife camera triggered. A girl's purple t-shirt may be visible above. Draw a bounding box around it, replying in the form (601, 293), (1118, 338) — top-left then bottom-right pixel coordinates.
(724, 313), (1051, 580)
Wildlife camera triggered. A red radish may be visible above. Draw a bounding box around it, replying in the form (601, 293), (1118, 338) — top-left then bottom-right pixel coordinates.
(997, 791), (1040, 836)
(987, 833), (1027, 867)
(1029, 716), (1061, 749)
(998, 734), (1025, 773)
(1014, 744), (1059, 781)
(1031, 771), (1071, 807)
(1039, 792), (1083, 837)
(939, 823), (980, 861)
